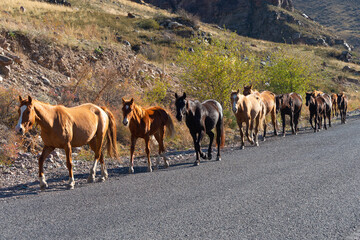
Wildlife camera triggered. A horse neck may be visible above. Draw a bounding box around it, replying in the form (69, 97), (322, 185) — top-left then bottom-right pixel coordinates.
(33, 100), (55, 129)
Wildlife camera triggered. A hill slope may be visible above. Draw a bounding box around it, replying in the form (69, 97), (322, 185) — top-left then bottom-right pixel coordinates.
(294, 0), (360, 50)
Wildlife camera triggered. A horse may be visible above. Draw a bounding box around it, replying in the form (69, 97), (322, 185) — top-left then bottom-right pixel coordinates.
(275, 93), (302, 137)
(306, 92), (327, 132)
(174, 92), (224, 166)
(243, 85), (278, 139)
(122, 98), (175, 173)
(230, 89), (265, 149)
(311, 90), (332, 128)
(15, 96), (118, 190)
(331, 93), (338, 117)
(337, 93), (348, 124)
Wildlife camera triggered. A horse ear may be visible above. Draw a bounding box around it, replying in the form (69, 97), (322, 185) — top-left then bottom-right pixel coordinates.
(175, 93), (178, 99)
(130, 98), (134, 104)
(122, 98), (125, 104)
(237, 89), (240, 94)
(249, 85), (252, 89)
(28, 96), (32, 104)
(19, 95), (23, 103)
(183, 92), (186, 99)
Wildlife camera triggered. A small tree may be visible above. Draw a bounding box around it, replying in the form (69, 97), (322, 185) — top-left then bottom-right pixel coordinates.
(177, 36), (262, 106)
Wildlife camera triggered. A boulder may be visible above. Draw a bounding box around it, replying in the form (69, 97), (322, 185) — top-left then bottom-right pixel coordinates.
(0, 65), (11, 77)
(0, 55), (13, 66)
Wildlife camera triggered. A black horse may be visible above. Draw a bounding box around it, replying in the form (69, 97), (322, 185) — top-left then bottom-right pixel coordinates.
(306, 93), (327, 132)
(276, 93), (303, 137)
(337, 93), (348, 124)
(175, 92), (225, 166)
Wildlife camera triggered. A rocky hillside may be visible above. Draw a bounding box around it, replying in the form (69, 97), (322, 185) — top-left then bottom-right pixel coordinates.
(294, 0), (360, 50)
(141, 0), (346, 48)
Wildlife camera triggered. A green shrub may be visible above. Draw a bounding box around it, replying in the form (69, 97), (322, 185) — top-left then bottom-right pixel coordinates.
(145, 78), (169, 104)
(138, 19), (160, 30)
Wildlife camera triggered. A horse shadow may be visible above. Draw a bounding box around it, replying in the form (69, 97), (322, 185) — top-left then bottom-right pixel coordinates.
(0, 155), (199, 200)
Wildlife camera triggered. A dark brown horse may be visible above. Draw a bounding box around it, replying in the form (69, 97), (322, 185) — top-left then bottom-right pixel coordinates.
(175, 92), (224, 166)
(15, 96), (118, 189)
(306, 92), (327, 132)
(122, 98), (175, 173)
(337, 93), (348, 124)
(276, 93), (302, 137)
(243, 85), (278, 139)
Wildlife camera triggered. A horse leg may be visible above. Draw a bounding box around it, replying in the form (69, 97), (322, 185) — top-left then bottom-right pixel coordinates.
(98, 153), (108, 182)
(207, 131), (214, 160)
(254, 115), (260, 146)
(38, 146), (54, 190)
(65, 143), (75, 189)
(155, 130), (169, 168)
(246, 119), (254, 144)
(87, 140), (98, 183)
(192, 133), (200, 166)
(129, 135), (137, 174)
(144, 136), (152, 172)
(323, 111), (327, 130)
(290, 112), (295, 135)
(239, 124), (245, 149)
(216, 121), (222, 161)
(271, 109), (278, 136)
(263, 118), (267, 141)
(294, 111), (300, 135)
(281, 112), (286, 137)
(197, 131), (206, 160)
(309, 112), (314, 130)
(328, 109), (331, 127)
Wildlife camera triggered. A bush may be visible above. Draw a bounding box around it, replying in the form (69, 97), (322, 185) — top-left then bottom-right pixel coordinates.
(138, 19), (160, 30)
(177, 35), (262, 107)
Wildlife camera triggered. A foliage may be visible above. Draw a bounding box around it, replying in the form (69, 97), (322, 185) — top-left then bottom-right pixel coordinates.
(263, 51), (318, 95)
(145, 77), (169, 104)
(177, 35), (262, 106)
(138, 19), (160, 30)
(0, 87), (20, 127)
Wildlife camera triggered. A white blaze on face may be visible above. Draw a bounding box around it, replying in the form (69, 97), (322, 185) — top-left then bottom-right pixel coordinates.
(15, 105), (27, 133)
(123, 105), (130, 126)
(232, 95), (238, 113)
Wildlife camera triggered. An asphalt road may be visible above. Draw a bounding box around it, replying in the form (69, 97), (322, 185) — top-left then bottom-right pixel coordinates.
(0, 118), (360, 240)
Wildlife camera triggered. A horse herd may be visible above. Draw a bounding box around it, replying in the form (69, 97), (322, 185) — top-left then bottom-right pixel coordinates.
(15, 88), (348, 190)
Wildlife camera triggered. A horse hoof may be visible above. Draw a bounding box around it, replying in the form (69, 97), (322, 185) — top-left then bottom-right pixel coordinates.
(40, 183), (48, 191)
(129, 167), (134, 174)
(164, 161), (170, 168)
(194, 161), (199, 166)
(255, 142), (259, 147)
(98, 177), (106, 182)
(67, 184), (75, 190)
(201, 154), (207, 160)
(208, 155), (212, 160)
(262, 138), (266, 142)
(147, 167), (152, 172)
(87, 176), (95, 183)
(240, 146), (244, 150)
(216, 156), (221, 161)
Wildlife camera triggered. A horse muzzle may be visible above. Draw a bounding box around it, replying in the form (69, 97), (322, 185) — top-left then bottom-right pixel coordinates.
(176, 114), (182, 122)
(122, 118), (129, 126)
(232, 107), (237, 113)
(15, 125), (25, 135)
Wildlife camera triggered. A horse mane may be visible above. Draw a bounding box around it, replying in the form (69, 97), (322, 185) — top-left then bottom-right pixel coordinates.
(132, 103), (147, 124)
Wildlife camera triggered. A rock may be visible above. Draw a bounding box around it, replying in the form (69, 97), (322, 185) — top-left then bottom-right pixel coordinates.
(20, 6), (25, 12)
(342, 66), (354, 72)
(123, 40), (131, 47)
(292, 32), (301, 39)
(188, 47), (194, 52)
(168, 22), (183, 29)
(0, 65), (11, 77)
(40, 76), (51, 85)
(127, 13), (136, 18)
(0, 55), (13, 66)
(343, 42), (352, 51)
(339, 51), (352, 62)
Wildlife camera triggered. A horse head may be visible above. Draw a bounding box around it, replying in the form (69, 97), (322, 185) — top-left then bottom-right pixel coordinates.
(15, 96), (36, 135)
(243, 85), (253, 96)
(121, 98), (134, 126)
(305, 92), (314, 107)
(230, 89), (240, 113)
(174, 92), (186, 121)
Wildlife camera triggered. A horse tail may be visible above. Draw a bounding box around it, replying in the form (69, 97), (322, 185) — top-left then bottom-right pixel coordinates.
(259, 101), (266, 131)
(101, 107), (118, 159)
(165, 112), (175, 138)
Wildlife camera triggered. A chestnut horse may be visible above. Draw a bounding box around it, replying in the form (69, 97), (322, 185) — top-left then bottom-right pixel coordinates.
(306, 92), (328, 132)
(122, 98), (175, 173)
(230, 90), (265, 149)
(331, 93), (338, 117)
(174, 92), (225, 166)
(243, 85), (278, 139)
(275, 93), (302, 137)
(15, 96), (118, 189)
(337, 93), (348, 124)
